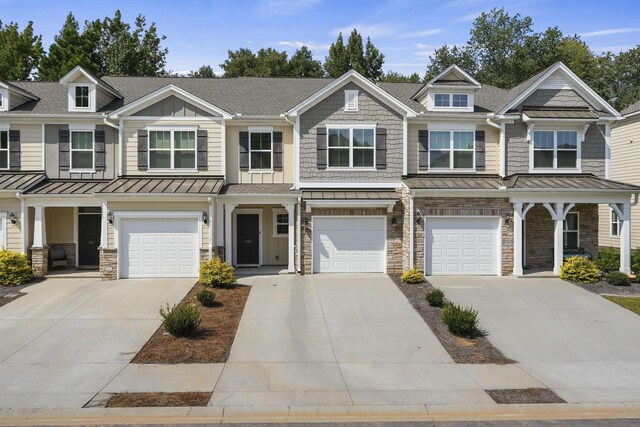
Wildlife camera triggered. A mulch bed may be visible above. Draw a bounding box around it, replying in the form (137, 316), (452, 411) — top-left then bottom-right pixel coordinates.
(570, 279), (640, 297)
(132, 282), (251, 364)
(106, 392), (211, 408)
(486, 388), (565, 404)
(391, 276), (514, 365)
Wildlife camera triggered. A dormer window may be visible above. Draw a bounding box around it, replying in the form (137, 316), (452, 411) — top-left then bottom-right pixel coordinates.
(434, 93), (469, 108)
(75, 85), (89, 108)
(344, 90), (359, 112)
(0, 91), (4, 109)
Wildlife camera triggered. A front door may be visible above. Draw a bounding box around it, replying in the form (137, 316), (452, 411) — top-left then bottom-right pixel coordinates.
(236, 214), (259, 265)
(78, 210), (101, 266)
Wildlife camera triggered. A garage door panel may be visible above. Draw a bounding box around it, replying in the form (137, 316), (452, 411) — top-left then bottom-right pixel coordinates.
(426, 218), (499, 276)
(121, 218), (199, 278)
(313, 217), (385, 273)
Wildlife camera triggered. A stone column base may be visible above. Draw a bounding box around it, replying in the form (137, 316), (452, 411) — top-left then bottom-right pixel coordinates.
(212, 246), (225, 260)
(99, 248), (117, 281)
(31, 246), (49, 277)
(200, 248), (209, 264)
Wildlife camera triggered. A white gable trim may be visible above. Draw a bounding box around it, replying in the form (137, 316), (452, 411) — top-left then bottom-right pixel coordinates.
(109, 84), (232, 119)
(499, 63), (621, 118)
(413, 65), (481, 101)
(59, 66), (122, 99)
(286, 70), (417, 118)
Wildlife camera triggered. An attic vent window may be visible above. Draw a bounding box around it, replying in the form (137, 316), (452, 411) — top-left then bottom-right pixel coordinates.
(344, 90), (359, 112)
(75, 86), (89, 108)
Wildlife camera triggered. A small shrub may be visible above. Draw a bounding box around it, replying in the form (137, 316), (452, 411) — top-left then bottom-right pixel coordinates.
(560, 256), (600, 284)
(595, 247), (620, 273)
(442, 303), (479, 337)
(401, 268), (425, 284)
(159, 303), (201, 337)
(605, 271), (630, 286)
(0, 249), (33, 287)
(632, 248), (640, 276)
(199, 257), (236, 288)
(426, 289), (444, 307)
(197, 289), (217, 307)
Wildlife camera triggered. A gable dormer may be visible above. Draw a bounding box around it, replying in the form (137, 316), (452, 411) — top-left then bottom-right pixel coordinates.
(0, 81), (39, 112)
(59, 66), (122, 112)
(413, 65), (481, 113)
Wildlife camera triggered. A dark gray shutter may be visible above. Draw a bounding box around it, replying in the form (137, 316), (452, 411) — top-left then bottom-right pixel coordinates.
(273, 131), (283, 171)
(197, 129), (208, 170)
(8, 130), (20, 171)
(418, 130), (429, 170)
(137, 130), (148, 171)
(239, 131), (249, 171)
(94, 130), (106, 171)
(316, 126), (327, 170)
(59, 129), (70, 171)
(375, 128), (386, 169)
(475, 130), (485, 171)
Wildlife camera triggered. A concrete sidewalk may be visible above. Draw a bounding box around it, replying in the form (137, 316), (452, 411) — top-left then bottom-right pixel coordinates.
(430, 276), (640, 405)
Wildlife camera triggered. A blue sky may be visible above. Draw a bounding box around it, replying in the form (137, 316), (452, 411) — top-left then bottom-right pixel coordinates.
(3, 0), (640, 77)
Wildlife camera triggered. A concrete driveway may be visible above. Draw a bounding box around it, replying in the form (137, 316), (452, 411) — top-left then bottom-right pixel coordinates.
(430, 276), (640, 404)
(0, 277), (193, 408)
(210, 273), (499, 407)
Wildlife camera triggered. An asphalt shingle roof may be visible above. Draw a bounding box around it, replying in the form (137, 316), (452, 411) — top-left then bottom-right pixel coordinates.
(622, 100), (640, 116)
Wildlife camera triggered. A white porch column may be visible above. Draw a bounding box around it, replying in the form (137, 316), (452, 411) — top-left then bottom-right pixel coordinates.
(215, 200), (224, 247)
(284, 203), (295, 273)
(513, 203), (524, 276)
(208, 198), (214, 259)
(100, 200), (108, 249)
(620, 202), (632, 274)
(32, 205), (46, 248)
(224, 203), (236, 265)
(551, 203), (565, 276)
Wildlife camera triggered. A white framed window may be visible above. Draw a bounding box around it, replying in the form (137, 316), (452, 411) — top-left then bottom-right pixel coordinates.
(273, 208), (289, 237)
(434, 93), (469, 108)
(249, 130), (272, 170)
(610, 208), (620, 237)
(0, 91), (4, 109)
(344, 90), (359, 112)
(428, 130), (475, 170)
(68, 83), (95, 112)
(563, 212), (579, 248)
(148, 128), (197, 170)
(532, 130), (579, 170)
(327, 125), (375, 169)
(70, 130), (94, 171)
(75, 85), (89, 108)
(0, 131), (8, 170)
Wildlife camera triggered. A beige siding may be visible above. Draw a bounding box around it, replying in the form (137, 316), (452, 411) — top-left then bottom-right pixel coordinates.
(106, 201), (210, 250)
(407, 122), (499, 175)
(72, 74), (93, 84)
(46, 207), (74, 244)
(96, 87), (114, 111)
(599, 115), (640, 249)
(1, 197), (22, 251)
(13, 124), (42, 171)
(123, 119), (222, 175)
(226, 125), (294, 184)
(231, 205), (288, 266)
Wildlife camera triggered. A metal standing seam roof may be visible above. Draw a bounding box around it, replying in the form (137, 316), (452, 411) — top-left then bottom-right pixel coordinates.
(506, 174), (640, 191)
(98, 176), (224, 194)
(302, 190), (398, 200)
(24, 180), (111, 195)
(0, 172), (46, 191)
(403, 175), (505, 191)
(219, 184), (298, 195)
(523, 110), (602, 119)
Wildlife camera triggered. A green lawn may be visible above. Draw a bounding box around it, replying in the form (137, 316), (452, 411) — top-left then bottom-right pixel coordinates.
(604, 295), (640, 316)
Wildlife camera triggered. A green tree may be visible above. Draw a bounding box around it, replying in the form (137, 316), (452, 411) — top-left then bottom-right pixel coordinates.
(425, 45), (476, 81)
(289, 46), (323, 77)
(255, 48), (289, 77)
(220, 48), (258, 77)
(39, 13), (100, 80)
(364, 37), (385, 80)
(379, 71), (421, 83)
(0, 20), (43, 80)
(324, 33), (350, 77)
(189, 65), (216, 78)
(610, 46), (640, 110)
(346, 29), (366, 74)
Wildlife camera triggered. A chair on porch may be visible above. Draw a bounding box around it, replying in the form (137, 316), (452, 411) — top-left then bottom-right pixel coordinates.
(48, 247), (68, 270)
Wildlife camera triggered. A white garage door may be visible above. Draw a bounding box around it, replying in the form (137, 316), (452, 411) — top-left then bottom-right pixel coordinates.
(426, 217), (499, 276)
(313, 217), (385, 273)
(120, 218), (199, 278)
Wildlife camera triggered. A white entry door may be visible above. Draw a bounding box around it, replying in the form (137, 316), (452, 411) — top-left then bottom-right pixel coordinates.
(426, 217), (500, 276)
(120, 218), (199, 278)
(313, 216), (385, 273)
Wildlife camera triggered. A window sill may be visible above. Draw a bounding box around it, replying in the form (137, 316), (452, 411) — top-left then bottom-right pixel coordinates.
(273, 234), (288, 238)
(147, 169), (199, 173)
(70, 169), (96, 174)
(426, 169), (477, 173)
(248, 170), (274, 174)
(528, 169), (582, 174)
(325, 167), (377, 171)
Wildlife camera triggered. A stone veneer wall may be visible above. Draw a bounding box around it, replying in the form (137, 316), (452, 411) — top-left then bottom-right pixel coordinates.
(525, 203), (599, 269)
(31, 247), (49, 277)
(99, 248), (117, 280)
(300, 201), (403, 274)
(407, 196), (514, 276)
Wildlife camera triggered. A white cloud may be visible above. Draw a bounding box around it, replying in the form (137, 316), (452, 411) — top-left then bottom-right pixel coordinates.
(591, 44), (635, 53)
(278, 41), (331, 51)
(331, 23), (397, 38)
(398, 29), (443, 39)
(581, 28), (640, 38)
(442, 0), (486, 9)
(255, 0), (321, 16)
(455, 11), (482, 22)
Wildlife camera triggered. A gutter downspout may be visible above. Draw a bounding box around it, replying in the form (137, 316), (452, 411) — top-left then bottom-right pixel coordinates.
(16, 192), (27, 254)
(409, 192), (414, 270)
(297, 196), (302, 273)
(632, 193), (640, 207)
(486, 117), (506, 178)
(102, 116), (122, 177)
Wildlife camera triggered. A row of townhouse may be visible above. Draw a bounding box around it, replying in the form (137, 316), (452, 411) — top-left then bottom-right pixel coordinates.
(0, 62), (638, 280)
